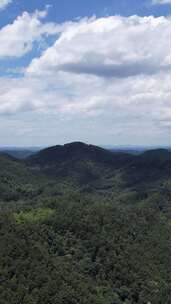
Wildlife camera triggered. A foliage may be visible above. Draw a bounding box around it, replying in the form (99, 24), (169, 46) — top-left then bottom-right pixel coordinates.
(1, 143), (171, 303)
(14, 207), (55, 224)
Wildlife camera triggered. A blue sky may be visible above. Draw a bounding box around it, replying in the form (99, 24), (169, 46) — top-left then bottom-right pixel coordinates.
(1, 0), (171, 146)
(2, 0), (171, 25)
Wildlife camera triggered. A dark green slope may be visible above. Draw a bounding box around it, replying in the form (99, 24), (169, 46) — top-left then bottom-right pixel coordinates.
(26, 142), (133, 167)
(26, 143), (171, 198)
(121, 149), (171, 188)
(26, 142), (134, 190)
(26, 143), (171, 180)
(25, 144), (171, 219)
(0, 153), (45, 202)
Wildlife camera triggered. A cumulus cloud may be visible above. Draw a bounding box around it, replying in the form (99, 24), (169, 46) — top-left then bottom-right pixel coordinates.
(0, 9), (60, 58)
(0, 0), (12, 10)
(1, 14), (171, 144)
(27, 15), (171, 79)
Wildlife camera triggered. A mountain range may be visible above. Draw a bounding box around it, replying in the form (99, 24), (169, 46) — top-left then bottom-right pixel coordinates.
(0, 142), (171, 212)
(1, 142), (171, 303)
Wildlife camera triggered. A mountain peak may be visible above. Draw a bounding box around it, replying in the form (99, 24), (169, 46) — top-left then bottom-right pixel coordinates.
(64, 141), (88, 148)
(26, 141), (121, 167)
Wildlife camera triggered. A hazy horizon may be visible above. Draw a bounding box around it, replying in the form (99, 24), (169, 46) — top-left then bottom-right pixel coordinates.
(0, 142), (171, 150)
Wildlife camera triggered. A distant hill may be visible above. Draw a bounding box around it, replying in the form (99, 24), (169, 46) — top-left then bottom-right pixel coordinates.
(1, 142), (171, 203)
(0, 147), (41, 159)
(108, 145), (171, 155)
(26, 141), (133, 166)
(25, 142), (171, 199)
(26, 142), (134, 188)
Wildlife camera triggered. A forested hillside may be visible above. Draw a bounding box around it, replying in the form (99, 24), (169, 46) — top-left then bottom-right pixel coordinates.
(0, 142), (171, 303)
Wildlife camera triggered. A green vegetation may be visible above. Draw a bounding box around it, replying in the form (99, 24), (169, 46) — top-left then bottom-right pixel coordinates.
(0, 142), (171, 303)
(14, 207), (55, 224)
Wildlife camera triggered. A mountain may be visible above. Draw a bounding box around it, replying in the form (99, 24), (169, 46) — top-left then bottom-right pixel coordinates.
(25, 142), (135, 190)
(27, 142), (171, 170)
(25, 143), (171, 194)
(1, 143), (171, 200)
(1, 143), (171, 303)
(26, 141), (133, 166)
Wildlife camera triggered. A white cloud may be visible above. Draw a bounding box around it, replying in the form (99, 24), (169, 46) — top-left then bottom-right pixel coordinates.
(0, 9), (60, 58)
(25, 15), (171, 122)
(27, 15), (171, 78)
(152, 0), (171, 4)
(1, 15), (171, 144)
(0, 0), (12, 10)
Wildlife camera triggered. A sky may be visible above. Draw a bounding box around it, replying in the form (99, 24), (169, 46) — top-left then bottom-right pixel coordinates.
(1, 0), (171, 146)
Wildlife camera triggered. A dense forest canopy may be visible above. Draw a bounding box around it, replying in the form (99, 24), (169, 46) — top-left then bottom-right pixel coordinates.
(0, 142), (171, 304)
